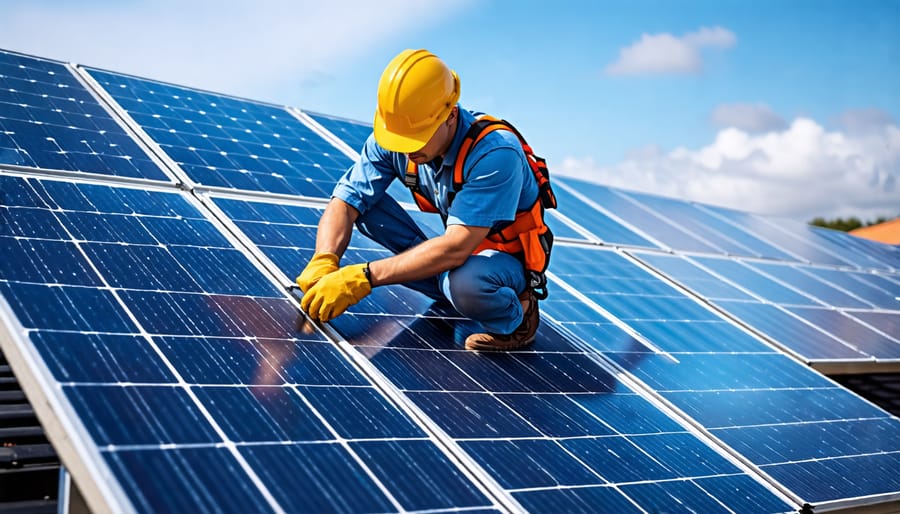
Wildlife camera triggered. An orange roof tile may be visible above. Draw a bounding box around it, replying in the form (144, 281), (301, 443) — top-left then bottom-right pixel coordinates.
(849, 217), (900, 245)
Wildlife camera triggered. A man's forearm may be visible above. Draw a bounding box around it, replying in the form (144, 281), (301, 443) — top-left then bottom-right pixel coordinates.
(315, 198), (359, 257)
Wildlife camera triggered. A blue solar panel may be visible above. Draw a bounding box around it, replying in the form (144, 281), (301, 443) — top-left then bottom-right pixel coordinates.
(719, 301), (872, 360)
(816, 227), (900, 271)
(558, 179), (722, 253)
(85, 68), (352, 197)
(637, 252), (900, 362)
(750, 261), (875, 308)
(0, 50), (167, 180)
(784, 306), (900, 358)
(849, 311), (900, 339)
(541, 208), (588, 240)
(616, 188), (800, 260)
(305, 111), (373, 154)
(543, 245), (900, 506)
(0, 174), (499, 513)
(550, 180), (658, 246)
(213, 196), (797, 513)
(696, 204), (892, 270)
(802, 267), (900, 310)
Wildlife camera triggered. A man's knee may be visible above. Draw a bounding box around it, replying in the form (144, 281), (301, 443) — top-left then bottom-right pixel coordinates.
(445, 265), (493, 317)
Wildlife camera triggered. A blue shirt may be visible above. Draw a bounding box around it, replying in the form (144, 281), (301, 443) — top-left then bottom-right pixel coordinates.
(331, 106), (538, 232)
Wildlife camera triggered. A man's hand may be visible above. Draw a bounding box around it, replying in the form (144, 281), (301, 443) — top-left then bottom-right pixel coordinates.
(295, 252), (340, 293)
(300, 264), (372, 322)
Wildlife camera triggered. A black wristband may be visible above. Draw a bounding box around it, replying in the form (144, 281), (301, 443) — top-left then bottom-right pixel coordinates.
(363, 262), (373, 285)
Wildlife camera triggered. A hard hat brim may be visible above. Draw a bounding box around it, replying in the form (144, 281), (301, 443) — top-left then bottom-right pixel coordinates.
(373, 109), (442, 154)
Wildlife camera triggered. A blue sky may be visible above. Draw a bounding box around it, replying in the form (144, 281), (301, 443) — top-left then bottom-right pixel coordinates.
(2, 0), (898, 221)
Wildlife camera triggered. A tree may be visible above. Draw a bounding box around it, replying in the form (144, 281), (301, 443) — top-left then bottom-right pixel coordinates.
(809, 216), (891, 232)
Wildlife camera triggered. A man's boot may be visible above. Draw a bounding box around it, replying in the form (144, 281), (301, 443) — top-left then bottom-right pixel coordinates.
(465, 290), (539, 351)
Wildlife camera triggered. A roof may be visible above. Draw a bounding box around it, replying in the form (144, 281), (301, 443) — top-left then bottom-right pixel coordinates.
(850, 217), (900, 245)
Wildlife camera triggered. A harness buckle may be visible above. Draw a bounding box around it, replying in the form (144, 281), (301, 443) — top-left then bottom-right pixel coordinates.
(528, 270), (549, 300)
(404, 170), (418, 189)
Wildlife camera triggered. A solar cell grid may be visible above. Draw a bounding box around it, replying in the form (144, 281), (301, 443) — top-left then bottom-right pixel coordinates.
(212, 196), (796, 513)
(698, 204), (896, 270)
(544, 244), (900, 506)
(305, 111), (373, 154)
(0, 50), (167, 180)
(85, 68), (352, 197)
(549, 180), (657, 246)
(559, 178), (722, 254)
(615, 188), (791, 259)
(813, 224), (900, 271)
(0, 175), (499, 513)
(337, 313), (794, 514)
(637, 251), (900, 363)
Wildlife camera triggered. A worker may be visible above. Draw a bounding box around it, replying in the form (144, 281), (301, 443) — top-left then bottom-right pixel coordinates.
(296, 48), (553, 351)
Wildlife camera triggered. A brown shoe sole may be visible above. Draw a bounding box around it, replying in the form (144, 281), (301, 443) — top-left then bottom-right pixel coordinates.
(465, 292), (540, 351)
(465, 336), (536, 352)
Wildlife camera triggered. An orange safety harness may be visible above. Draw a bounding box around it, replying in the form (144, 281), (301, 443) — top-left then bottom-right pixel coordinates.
(404, 115), (558, 299)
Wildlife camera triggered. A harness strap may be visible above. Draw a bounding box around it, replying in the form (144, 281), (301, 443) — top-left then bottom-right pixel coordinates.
(402, 114), (555, 298)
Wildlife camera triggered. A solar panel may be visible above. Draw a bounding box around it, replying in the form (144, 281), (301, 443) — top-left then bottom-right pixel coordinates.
(3, 46), (900, 513)
(0, 174), (502, 513)
(209, 195), (796, 513)
(615, 188), (801, 260)
(556, 178), (722, 254)
(550, 180), (658, 246)
(544, 245), (900, 507)
(305, 111), (373, 155)
(0, 50), (168, 181)
(83, 68), (352, 197)
(636, 252), (900, 363)
(812, 225), (900, 272)
(697, 203), (899, 271)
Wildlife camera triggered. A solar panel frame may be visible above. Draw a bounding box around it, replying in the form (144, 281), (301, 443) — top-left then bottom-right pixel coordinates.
(0, 288), (137, 511)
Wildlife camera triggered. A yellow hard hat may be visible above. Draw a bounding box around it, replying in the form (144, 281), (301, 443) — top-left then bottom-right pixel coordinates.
(373, 49), (460, 153)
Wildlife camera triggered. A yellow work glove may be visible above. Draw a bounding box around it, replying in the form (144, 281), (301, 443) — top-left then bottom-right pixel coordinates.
(300, 264), (372, 322)
(295, 252), (340, 293)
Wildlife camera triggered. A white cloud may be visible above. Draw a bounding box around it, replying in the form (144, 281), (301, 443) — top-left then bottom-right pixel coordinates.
(683, 26), (737, 48)
(558, 118), (900, 221)
(710, 103), (786, 133)
(605, 26), (736, 76)
(0, 0), (468, 101)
